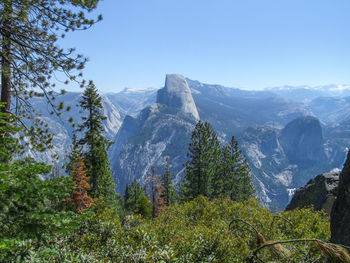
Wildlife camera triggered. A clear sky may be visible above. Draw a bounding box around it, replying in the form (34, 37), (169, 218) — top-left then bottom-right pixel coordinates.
(61, 0), (350, 92)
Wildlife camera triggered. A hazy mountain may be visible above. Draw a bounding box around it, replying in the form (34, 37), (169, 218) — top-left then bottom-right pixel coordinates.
(239, 116), (337, 209)
(106, 88), (157, 117)
(188, 79), (313, 137)
(27, 75), (350, 209)
(111, 74), (198, 192)
(110, 75), (343, 209)
(266, 84), (350, 103)
(308, 96), (350, 125)
(26, 92), (124, 165)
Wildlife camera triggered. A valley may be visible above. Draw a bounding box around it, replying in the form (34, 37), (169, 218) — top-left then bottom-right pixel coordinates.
(31, 74), (350, 210)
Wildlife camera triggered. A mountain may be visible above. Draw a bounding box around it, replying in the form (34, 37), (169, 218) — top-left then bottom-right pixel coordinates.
(308, 96), (350, 125)
(26, 92), (124, 166)
(238, 116), (334, 210)
(188, 79), (313, 137)
(112, 74), (199, 192)
(279, 116), (327, 167)
(106, 88), (157, 117)
(331, 150), (350, 246)
(285, 171), (339, 214)
(266, 84), (350, 103)
(158, 75), (199, 120)
(27, 75), (350, 210)
(111, 76), (337, 209)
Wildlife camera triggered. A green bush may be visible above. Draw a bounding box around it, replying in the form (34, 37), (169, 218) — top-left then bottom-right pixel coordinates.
(70, 196), (330, 262)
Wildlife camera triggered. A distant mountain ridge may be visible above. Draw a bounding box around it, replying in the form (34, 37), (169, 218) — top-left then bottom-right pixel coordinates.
(29, 75), (350, 209)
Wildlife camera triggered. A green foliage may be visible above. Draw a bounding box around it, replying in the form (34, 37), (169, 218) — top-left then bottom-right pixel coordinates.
(0, 103), (22, 162)
(0, 109), (79, 261)
(181, 121), (221, 200)
(124, 179), (152, 218)
(77, 83), (119, 208)
(181, 121), (254, 202)
(161, 157), (177, 206)
(0, 1), (102, 150)
(66, 196), (330, 262)
(216, 136), (254, 201)
(136, 194), (153, 219)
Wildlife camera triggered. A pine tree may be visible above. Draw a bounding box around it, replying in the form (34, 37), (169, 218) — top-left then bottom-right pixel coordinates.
(124, 180), (143, 213)
(65, 132), (80, 174)
(77, 83), (117, 204)
(0, 103), (21, 163)
(181, 121), (221, 201)
(124, 179), (152, 218)
(220, 136), (254, 201)
(161, 157), (177, 206)
(0, 0), (102, 149)
(65, 156), (93, 214)
(0, 103), (74, 241)
(145, 163), (165, 217)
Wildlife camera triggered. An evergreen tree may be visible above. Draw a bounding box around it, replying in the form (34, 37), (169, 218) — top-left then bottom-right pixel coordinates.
(0, 103), (75, 242)
(0, 0), (102, 149)
(124, 180), (143, 213)
(220, 136), (254, 201)
(161, 157), (177, 206)
(77, 83), (117, 204)
(0, 103), (21, 163)
(181, 121), (221, 200)
(65, 132), (80, 174)
(124, 179), (152, 218)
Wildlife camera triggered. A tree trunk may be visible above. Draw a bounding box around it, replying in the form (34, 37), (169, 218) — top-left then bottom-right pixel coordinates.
(1, 1), (12, 113)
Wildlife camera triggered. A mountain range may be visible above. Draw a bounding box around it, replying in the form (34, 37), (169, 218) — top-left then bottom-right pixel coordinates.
(30, 74), (350, 209)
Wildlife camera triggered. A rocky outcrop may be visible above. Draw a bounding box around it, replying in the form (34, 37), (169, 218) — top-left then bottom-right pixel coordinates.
(279, 116), (327, 167)
(157, 74), (199, 120)
(112, 74), (199, 193)
(331, 150), (350, 246)
(285, 171), (339, 214)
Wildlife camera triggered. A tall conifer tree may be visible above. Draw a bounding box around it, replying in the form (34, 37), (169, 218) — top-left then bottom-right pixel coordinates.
(161, 157), (177, 206)
(124, 179), (152, 217)
(220, 136), (254, 201)
(77, 83), (117, 203)
(0, 0), (102, 149)
(181, 121), (221, 200)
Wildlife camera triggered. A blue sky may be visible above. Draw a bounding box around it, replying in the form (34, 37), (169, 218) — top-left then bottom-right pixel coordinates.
(62, 0), (350, 92)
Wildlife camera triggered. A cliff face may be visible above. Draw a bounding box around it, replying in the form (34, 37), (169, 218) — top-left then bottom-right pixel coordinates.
(157, 74), (199, 120)
(331, 150), (350, 246)
(279, 116), (327, 167)
(111, 75), (199, 193)
(285, 171), (339, 214)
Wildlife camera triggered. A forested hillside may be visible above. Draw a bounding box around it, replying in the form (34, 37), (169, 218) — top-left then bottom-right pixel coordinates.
(1, 1), (350, 262)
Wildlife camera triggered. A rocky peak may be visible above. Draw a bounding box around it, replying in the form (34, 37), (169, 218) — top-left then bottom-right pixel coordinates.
(331, 150), (350, 246)
(157, 74), (200, 120)
(285, 171), (339, 214)
(279, 116), (326, 166)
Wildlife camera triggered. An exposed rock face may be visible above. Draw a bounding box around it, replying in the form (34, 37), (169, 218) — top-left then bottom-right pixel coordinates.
(112, 75), (200, 193)
(240, 126), (289, 209)
(26, 92), (124, 166)
(238, 118), (337, 210)
(331, 151), (350, 246)
(279, 116), (327, 167)
(285, 171), (339, 214)
(157, 74), (200, 120)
